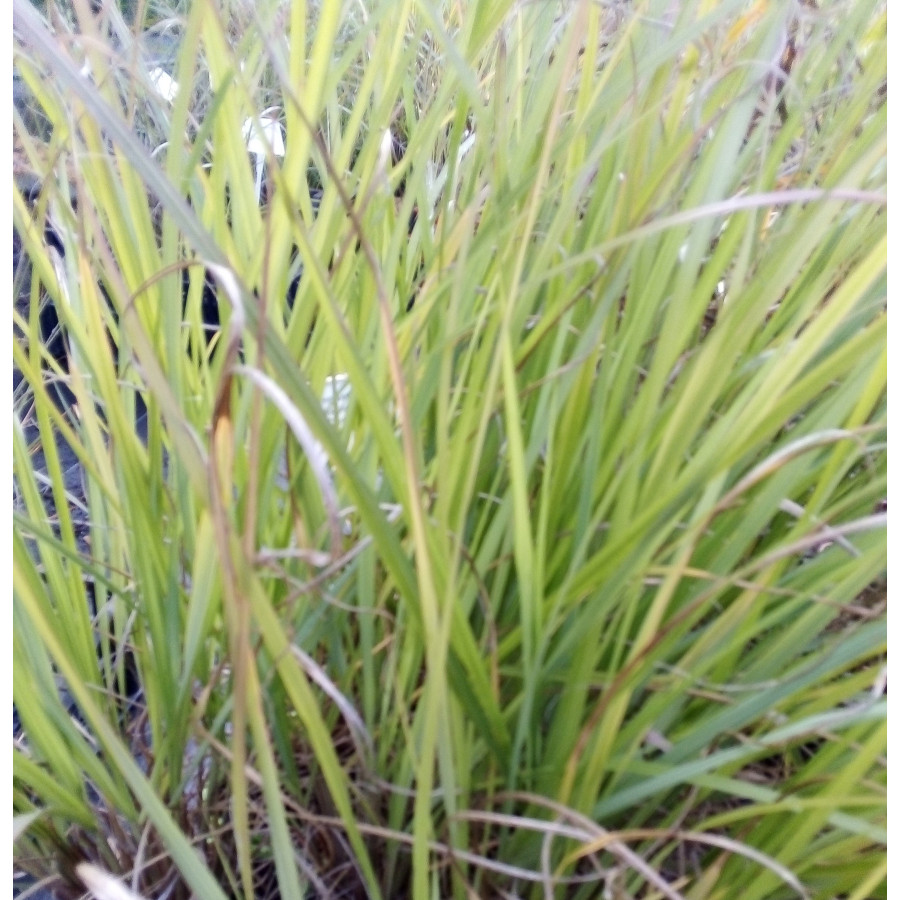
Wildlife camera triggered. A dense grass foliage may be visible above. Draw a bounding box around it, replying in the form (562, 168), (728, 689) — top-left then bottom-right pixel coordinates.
(14, 0), (885, 898)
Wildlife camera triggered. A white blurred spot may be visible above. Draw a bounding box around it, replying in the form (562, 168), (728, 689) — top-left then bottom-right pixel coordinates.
(242, 108), (284, 202)
(242, 108), (285, 158)
(322, 373), (352, 429)
(149, 67), (179, 102)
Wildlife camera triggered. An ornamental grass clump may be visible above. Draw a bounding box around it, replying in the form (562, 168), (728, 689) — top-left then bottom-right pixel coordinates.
(13, 0), (885, 898)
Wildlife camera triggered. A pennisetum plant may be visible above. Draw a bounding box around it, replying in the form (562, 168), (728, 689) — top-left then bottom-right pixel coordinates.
(13, 1), (885, 898)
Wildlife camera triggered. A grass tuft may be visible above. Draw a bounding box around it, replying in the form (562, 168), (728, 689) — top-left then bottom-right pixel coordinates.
(14, 0), (885, 897)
